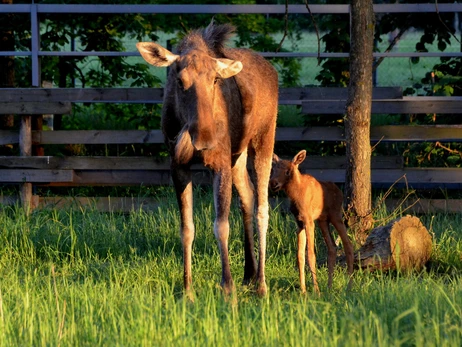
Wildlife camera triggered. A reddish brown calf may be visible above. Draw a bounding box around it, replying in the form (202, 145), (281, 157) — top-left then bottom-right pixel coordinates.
(270, 150), (354, 293)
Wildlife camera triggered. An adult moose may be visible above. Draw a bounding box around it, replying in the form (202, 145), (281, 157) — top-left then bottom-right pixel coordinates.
(137, 22), (278, 297)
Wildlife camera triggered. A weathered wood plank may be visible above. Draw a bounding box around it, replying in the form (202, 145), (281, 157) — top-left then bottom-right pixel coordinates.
(0, 157), (171, 170)
(385, 199), (462, 214)
(0, 102), (72, 114)
(66, 170), (183, 186)
(302, 98), (462, 114)
(19, 168), (460, 187)
(1, 87), (401, 104)
(371, 125), (462, 142)
(0, 169), (74, 182)
(0, 130), (18, 145)
(277, 125), (462, 142)
(301, 168), (462, 187)
(32, 130), (165, 144)
(371, 168), (462, 184)
(0, 155), (403, 170)
(270, 197), (462, 216)
(3, 125), (460, 146)
(279, 87), (403, 104)
(276, 127), (344, 141)
(0, 88), (164, 103)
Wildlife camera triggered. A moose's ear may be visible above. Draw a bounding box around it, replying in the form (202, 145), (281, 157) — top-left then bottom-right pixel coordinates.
(215, 58), (243, 79)
(292, 150), (307, 166)
(272, 153), (280, 163)
(136, 42), (179, 67)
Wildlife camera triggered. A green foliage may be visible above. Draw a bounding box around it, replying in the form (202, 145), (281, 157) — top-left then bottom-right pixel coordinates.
(316, 16), (350, 87)
(64, 103), (161, 131)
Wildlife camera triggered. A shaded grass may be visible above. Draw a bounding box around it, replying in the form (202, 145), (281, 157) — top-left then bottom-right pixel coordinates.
(0, 189), (461, 346)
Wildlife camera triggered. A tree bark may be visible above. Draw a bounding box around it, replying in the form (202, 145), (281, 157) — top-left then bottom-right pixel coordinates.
(344, 0), (375, 244)
(355, 215), (432, 272)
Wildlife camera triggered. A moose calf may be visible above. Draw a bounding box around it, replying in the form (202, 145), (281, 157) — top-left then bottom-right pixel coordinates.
(270, 150), (354, 294)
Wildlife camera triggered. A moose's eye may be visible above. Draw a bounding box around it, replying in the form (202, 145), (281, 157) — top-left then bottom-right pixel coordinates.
(177, 78), (184, 90)
(214, 77), (220, 85)
(285, 170), (290, 176)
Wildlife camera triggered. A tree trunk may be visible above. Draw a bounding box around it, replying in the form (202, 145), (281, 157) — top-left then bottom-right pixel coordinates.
(355, 215), (432, 272)
(344, 0), (375, 244)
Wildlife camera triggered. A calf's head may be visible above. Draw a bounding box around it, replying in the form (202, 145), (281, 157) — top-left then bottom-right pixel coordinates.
(270, 150), (307, 192)
(136, 42), (243, 151)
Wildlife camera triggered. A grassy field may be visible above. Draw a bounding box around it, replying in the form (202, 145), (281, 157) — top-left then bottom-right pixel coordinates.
(0, 188), (461, 346)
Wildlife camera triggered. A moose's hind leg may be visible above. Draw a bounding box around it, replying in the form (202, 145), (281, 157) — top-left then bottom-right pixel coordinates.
(232, 150), (257, 284)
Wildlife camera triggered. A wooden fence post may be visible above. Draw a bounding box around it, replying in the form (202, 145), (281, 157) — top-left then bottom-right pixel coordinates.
(19, 115), (33, 214)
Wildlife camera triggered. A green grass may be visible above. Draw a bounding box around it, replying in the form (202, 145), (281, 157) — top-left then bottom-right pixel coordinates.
(0, 189), (461, 346)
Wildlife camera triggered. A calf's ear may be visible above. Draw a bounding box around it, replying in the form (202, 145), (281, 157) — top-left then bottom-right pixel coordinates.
(272, 153), (280, 163)
(215, 58), (243, 79)
(136, 42), (179, 67)
(292, 150), (307, 166)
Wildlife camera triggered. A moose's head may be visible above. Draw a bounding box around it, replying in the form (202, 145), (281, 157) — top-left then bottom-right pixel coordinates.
(137, 41), (242, 152)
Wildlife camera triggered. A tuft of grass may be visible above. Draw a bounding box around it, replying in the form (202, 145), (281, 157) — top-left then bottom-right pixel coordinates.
(0, 190), (461, 346)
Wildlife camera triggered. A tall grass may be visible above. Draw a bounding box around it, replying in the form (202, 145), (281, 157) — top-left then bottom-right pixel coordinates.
(0, 190), (461, 346)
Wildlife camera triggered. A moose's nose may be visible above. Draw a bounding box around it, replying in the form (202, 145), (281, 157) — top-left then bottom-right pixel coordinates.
(189, 122), (217, 151)
(191, 136), (217, 151)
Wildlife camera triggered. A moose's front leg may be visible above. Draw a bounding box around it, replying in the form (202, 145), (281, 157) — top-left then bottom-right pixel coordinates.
(171, 165), (195, 299)
(213, 169), (234, 294)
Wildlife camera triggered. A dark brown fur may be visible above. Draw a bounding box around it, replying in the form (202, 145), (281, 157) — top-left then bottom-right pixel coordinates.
(270, 150), (354, 294)
(137, 22), (278, 297)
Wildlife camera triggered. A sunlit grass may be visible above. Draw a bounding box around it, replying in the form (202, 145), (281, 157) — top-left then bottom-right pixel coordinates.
(0, 190), (461, 346)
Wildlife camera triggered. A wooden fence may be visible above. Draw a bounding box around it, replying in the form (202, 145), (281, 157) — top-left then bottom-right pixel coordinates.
(1, 3), (462, 213)
(1, 87), (462, 213)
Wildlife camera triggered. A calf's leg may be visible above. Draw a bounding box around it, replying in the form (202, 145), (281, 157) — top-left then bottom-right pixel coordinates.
(331, 218), (354, 288)
(297, 228), (307, 294)
(305, 219), (320, 294)
(318, 220), (337, 289)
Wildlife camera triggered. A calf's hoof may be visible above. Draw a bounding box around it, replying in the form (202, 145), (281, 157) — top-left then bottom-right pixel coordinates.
(256, 282), (268, 297)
